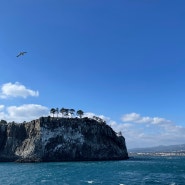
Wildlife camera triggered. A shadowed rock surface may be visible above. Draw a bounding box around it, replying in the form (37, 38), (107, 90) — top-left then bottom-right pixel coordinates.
(0, 117), (128, 162)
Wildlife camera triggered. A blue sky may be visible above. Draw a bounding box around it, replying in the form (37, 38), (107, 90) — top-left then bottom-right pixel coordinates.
(1, 0), (185, 148)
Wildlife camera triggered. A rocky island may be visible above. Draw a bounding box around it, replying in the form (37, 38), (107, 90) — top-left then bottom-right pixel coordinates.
(0, 117), (128, 162)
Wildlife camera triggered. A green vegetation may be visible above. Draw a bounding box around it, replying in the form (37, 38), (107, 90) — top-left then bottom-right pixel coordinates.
(60, 108), (69, 117)
(50, 108), (84, 118)
(55, 108), (59, 118)
(0, 109), (105, 125)
(76, 110), (84, 118)
(50, 108), (56, 117)
(69, 109), (75, 117)
(92, 116), (106, 124)
(49, 108), (106, 124)
(0, 120), (7, 125)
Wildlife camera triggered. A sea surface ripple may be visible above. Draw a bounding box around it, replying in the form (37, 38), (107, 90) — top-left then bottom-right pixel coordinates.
(0, 156), (185, 185)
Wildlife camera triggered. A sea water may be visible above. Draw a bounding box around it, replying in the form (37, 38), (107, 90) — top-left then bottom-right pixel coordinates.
(0, 156), (185, 185)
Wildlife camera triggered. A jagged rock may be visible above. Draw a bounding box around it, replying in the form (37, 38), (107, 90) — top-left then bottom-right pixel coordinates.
(0, 117), (128, 162)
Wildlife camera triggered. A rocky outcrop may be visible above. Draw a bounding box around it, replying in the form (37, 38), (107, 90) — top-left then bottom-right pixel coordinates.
(0, 117), (128, 162)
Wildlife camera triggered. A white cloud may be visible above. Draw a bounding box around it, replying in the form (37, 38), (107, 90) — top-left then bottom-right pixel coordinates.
(110, 121), (185, 149)
(1, 106), (185, 149)
(118, 113), (185, 149)
(121, 112), (171, 125)
(0, 105), (6, 120)
(1, 104), (49, 123)
(81, 112), (185, 149)
(121, 112), (141, 122)
(84, 112), (110, 121)
(0, 105), (4, 111)
(0, 82), (39, 99)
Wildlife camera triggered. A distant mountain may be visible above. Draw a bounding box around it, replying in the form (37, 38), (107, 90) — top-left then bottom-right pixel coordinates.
(129, 144), (185, 153)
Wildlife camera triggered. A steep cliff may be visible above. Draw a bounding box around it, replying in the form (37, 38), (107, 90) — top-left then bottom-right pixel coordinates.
(0, 117), (128, 162)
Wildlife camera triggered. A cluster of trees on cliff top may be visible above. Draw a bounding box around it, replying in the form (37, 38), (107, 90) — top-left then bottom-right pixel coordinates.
(50, 108), (106, 124)
(0, 108), (105, 124)
(50, 108), (84, 118)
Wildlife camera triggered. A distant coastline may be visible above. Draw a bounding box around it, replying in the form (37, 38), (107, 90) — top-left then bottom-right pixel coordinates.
(129, 144), (185, 157)
(129, 151), (185, 157)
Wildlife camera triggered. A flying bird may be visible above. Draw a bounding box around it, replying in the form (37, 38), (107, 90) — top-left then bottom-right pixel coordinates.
(16, 51), (27, 57)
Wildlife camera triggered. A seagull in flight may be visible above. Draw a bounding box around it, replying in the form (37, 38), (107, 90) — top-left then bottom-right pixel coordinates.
(16, 51), (27, 57)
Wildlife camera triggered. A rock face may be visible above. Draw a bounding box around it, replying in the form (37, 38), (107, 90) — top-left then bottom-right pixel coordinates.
(0, 117), (128, 162)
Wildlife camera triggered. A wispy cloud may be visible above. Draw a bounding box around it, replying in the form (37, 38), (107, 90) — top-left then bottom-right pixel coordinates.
(0, 104), (49, 122)
(115, 112), (185, 149)
(0, 105), (5, 111)
(0, 82), (39, 99)
(84, 112), (185, 149)
(84, 112), (110, 121)
(121, 112), (171, 125)
(1, 102), (185, 148)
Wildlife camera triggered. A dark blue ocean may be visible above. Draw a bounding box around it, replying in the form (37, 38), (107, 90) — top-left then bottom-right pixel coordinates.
(0, 156), (185, 185)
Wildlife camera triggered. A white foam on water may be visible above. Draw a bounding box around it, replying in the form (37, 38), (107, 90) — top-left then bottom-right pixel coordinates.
(87, 180), (94, 184)
(41, 180), (50, 183)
